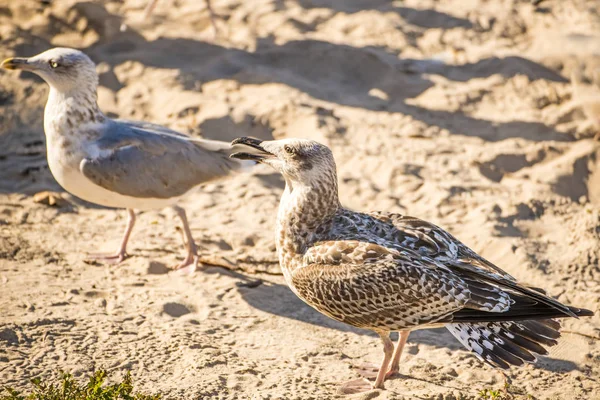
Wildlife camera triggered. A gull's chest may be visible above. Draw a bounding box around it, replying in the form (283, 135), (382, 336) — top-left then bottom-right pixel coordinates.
(45, 117), (85, 168)
(46, 134), (88, 195)
(44, 125), (114, 206)
(43, 109), (98, 195)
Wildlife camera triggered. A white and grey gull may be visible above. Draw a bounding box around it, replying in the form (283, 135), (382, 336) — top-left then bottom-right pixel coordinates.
(1, 48), (252, 270)
(230, 137), (594, 394)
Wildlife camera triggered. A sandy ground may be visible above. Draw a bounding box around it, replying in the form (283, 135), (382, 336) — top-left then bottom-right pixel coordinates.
(1, 0), (600, 399)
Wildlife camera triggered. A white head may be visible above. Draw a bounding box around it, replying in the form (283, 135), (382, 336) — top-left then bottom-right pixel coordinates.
(230, 137), (337, 189)
(1, 47), (98, 94)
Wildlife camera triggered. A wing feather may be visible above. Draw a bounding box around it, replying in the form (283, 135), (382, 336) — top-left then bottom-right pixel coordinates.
(80, 119), (244, 199)
(292, 241), (471, 331)
(364, 212), (585, 318)
(368, 211), (515, 280)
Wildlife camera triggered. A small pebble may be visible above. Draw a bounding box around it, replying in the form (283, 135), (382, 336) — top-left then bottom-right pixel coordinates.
(95, 298), (107, 308)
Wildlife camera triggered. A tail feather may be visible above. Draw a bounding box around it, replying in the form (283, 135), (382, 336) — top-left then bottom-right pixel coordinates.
(509, 320), (560, 343)
(194, 138), (257, 173)
(499, 326), (549, 355)
(539, 318), (561, 330)
(445, 277), (593, 369)
(492, 331), (539, 362)
(446, 319), (561, 369)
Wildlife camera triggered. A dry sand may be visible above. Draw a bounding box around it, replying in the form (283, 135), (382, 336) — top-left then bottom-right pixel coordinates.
(1, 0), (600, 399)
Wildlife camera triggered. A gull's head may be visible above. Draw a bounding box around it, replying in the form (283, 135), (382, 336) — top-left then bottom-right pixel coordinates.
(1, 47), (97, 93)
(230, 137), (337, 187)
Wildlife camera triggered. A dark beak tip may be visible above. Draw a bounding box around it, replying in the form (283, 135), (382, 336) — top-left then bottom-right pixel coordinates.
(1, 57), (28, 71)
(231, 136), (261, 146)
(1, 58), (16, 70)
(230, 137), (271, 161)
(230, 137), (245, 146)
(231, 136), (263, 146)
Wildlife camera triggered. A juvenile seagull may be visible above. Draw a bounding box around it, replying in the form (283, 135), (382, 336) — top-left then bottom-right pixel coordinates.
(230, 137), (594, 394)
(1, 48), (251, 269)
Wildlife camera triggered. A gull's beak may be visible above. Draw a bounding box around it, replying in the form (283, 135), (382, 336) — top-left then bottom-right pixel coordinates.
(1, 57), (33, 71)
(230, 137), (274, 162)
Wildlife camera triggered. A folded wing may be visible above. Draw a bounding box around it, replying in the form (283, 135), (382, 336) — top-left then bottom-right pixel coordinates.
(80, 119), (246, 199)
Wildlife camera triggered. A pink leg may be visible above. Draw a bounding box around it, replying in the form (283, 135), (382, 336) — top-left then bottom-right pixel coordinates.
(172, 205), (199, 272)
(387, 331), (410, 377)
(373, 333), (395, 389)
(354, 330), (410, 379)
(340, 331), (394, 394)
(86, 209), (136, 264)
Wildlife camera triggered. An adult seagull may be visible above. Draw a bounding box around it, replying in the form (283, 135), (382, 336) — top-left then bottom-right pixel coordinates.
(2, 48), (252, 270)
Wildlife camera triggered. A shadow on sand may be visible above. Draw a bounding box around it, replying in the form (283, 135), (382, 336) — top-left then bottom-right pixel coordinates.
(207, 267), (581, 373)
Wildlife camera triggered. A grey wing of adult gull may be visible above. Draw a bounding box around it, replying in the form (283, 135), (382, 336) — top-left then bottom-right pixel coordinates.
(80, 119), (245, 199)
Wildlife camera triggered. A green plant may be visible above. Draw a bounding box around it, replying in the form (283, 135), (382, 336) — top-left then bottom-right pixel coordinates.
(478, 388), (504, 400)
(1, 370), (161, 400)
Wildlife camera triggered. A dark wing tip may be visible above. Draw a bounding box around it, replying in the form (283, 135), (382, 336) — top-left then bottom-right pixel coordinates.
(572, 307), (595, 318)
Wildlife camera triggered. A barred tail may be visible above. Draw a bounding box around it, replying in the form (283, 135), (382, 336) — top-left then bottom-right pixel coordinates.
(445, 319), (561, 369)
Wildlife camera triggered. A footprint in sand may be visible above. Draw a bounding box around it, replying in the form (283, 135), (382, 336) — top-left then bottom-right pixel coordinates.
(162, 302), (192, 318)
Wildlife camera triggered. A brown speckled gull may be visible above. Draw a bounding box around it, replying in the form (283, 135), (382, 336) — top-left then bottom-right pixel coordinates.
(230, 137), (594, 394)
(1, 48), (252, 271)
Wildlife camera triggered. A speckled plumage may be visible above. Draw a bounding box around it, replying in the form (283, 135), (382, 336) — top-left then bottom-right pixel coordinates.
(230, 137), (594, 392)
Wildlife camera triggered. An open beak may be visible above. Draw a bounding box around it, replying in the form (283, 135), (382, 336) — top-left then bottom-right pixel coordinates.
(230, 137), (274, 162)
(1, 57), (33, 71)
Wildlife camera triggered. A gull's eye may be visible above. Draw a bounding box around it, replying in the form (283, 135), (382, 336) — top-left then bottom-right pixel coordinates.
(284, 145), (296, 154)
(49, 61), (59, 69)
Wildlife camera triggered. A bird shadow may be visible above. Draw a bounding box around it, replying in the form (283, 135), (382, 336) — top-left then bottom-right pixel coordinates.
(206, 267), (581, 373)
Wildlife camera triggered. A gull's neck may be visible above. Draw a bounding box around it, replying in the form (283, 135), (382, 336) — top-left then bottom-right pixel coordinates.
(276, 172), (340, 278)
(44, 85), (105, 142)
